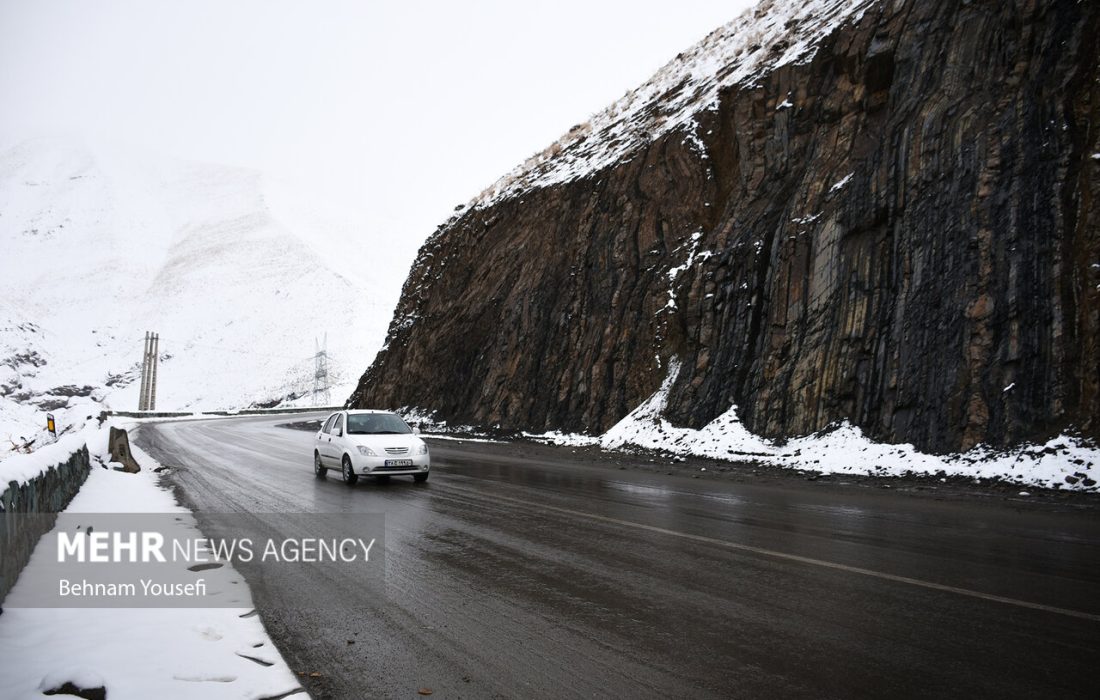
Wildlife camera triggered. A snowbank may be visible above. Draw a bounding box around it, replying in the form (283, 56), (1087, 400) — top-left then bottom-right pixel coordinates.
(0, 418), (101, 487)
(400, 407), (488, 437)
(533, 361), (1099, 492)
(521, 430), (601, 448)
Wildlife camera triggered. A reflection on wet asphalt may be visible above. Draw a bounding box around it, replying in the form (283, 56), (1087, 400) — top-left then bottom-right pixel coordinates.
(136, 414), (1100, 699)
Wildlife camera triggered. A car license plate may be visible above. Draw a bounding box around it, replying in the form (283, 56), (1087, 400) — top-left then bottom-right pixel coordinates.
(385, 459), (413, 467)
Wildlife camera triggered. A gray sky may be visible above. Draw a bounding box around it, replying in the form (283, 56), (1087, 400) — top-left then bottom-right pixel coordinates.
(0, 0), (754, 242)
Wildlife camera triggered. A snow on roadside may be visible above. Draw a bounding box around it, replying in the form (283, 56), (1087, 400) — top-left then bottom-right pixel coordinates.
(530, 360), (1099, 492)
(399, 407), (489, 438)
(1, 406), (331, 484)
(520, 430), (601, 448)
(423, 434), (508, 445)
(0, 424), (304, 700)
(0, 419), (101, 487)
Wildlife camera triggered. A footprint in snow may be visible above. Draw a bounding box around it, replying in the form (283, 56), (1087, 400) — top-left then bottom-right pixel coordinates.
(195, 625), (223, 641)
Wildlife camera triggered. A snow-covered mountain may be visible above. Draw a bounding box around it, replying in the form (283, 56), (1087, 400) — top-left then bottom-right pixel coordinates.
(470, 0), (875, 207)
(0, 137), (417, 444)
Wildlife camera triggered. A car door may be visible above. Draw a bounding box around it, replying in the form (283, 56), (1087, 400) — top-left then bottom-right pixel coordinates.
(327, 414), (346, 466)
(318, 413), (337, 465)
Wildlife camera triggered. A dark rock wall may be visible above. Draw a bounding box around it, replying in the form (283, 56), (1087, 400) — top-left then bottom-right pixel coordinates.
(351, 0), (1099, 453)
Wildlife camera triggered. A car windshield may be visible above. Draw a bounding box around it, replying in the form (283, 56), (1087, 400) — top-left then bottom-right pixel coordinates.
(346, 413), (412, 435)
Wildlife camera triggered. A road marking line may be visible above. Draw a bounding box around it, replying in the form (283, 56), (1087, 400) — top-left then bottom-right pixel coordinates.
(474, 490), (1100, 623)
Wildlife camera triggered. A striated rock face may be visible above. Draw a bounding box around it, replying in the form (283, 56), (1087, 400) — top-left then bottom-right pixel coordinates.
(351, 0), (1099, 453)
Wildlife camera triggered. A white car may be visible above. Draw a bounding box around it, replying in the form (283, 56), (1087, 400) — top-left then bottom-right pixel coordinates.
(314, 410), (430, 485)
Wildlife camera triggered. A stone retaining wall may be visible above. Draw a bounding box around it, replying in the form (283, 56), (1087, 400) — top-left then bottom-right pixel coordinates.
(0, 446), (90, 605)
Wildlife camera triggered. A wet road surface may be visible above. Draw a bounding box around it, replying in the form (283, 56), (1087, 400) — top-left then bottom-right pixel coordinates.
(135, 414), (1100, 699)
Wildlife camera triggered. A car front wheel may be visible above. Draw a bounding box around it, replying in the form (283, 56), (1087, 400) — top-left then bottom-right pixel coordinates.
(314, 452), (327, 478)
(342, 456), (358, 486)
(413, 472), (429, 483)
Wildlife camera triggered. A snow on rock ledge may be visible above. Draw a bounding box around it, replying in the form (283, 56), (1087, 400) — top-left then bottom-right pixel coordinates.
(471, 0), (875, 207)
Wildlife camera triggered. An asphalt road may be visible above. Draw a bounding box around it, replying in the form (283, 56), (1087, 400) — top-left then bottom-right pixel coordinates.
(135, 413), (1100, 699)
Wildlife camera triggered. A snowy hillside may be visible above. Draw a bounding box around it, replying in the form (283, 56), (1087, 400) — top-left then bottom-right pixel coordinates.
(471, 0), (874, 207)
(0, 138), (416, 446)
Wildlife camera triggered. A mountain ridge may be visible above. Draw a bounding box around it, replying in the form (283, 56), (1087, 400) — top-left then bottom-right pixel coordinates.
(467, 0), (876, 209)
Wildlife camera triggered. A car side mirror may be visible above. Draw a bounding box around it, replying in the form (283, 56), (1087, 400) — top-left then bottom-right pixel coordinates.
(413, 427), (421, 435)
(334, 427), (343, 437)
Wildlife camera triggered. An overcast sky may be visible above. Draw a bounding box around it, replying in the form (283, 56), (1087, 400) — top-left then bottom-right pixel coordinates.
(0, 0), (754, 243)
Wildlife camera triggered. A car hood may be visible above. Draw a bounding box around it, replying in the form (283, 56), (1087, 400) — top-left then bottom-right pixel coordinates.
(346, 434), (426, 451)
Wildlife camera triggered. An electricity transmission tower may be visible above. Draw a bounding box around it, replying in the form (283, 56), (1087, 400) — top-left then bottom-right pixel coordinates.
(312, 334), (331, 407)
(138, 331), (160, 411)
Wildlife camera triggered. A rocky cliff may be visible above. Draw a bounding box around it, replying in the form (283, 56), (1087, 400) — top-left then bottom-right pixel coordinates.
(350, 0), (1099, 454)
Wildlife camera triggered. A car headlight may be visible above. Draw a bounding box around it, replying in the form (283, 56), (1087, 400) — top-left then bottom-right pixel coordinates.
(357, 446), (377, 456)
(416, 444), (428, 455)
